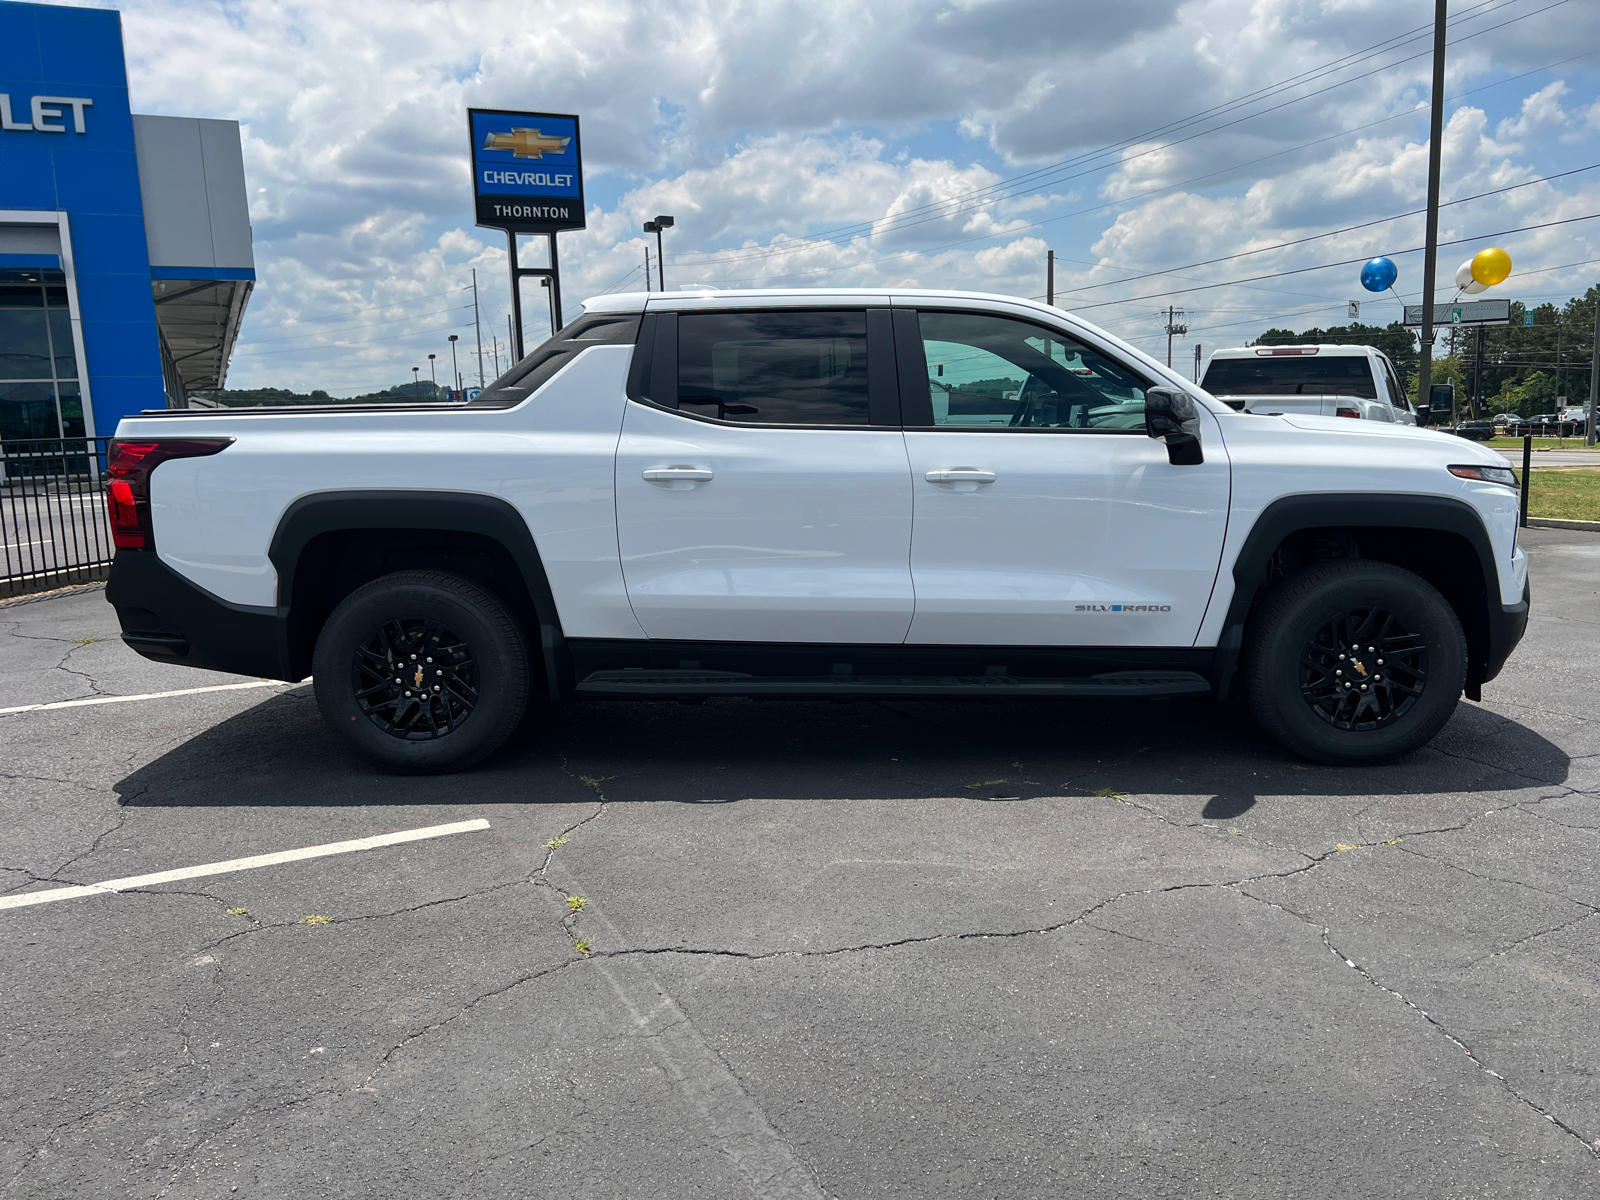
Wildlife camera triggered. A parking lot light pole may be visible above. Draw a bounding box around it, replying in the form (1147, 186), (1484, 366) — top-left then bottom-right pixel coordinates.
(648, 215), (673, 290)
(448, 335), (461, 397)
(428, 353), (437, 397)
(411, 367), (421, 398)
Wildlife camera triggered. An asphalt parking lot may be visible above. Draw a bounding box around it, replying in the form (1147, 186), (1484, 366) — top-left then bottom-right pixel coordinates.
(3, 529), (1599, 1199)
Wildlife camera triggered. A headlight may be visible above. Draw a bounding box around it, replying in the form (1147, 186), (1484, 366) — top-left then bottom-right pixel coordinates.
(1449, 464), (1518, 488)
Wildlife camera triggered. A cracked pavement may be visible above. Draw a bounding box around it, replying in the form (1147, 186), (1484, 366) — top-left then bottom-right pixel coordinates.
(2, 528), (1599, 1197)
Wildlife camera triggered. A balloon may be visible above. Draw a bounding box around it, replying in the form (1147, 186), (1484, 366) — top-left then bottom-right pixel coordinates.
(1471, 246), (1512, 287)
(1462, 279), (1489, 294)
(1455, 260), (1476, 288)
(1360, 256), (1398, 292)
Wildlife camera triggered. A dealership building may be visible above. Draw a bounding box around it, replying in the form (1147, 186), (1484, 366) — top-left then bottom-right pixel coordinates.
(0, 0), (254, 441)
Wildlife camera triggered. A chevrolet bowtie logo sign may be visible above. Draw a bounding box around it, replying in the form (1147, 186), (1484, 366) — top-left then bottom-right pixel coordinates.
(481, 128), (570, 159)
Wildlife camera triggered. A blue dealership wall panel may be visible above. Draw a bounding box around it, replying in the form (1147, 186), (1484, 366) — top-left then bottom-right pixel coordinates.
(0, 1), (166, 433)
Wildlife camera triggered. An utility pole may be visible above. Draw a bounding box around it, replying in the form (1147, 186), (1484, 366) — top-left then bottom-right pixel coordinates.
(1193, 342), (1203, 383)
(1417, 0), (1448, 421)
(491, 335), (501, 379)
(1163, 305), (1188, 369)
(1046, 250), (1055, 307)
(644, 245), (652, 293)
(1473, 326), (1485, 420)
(472, 269), (485, 388)
(1588, 293), (1599, 445)
(507, 315), (514, 363)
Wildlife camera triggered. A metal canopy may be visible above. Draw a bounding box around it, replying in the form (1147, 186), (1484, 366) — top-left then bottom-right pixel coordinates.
(151, 277), (253, 391)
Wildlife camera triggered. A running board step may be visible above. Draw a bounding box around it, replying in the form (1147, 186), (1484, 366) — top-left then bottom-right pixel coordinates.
(575, 669), (1212, 699)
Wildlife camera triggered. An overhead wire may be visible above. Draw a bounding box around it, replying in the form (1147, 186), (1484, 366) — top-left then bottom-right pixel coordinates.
(665, 0), (1553, 271)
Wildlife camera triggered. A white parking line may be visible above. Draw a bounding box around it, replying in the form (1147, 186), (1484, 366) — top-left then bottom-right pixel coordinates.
(0, 819), (492, 911)
(0, 679), (297, 716)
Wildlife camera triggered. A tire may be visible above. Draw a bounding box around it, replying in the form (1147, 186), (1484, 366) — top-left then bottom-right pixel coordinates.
(313, 570), (529, 773)
(1243, 559), (1466, 765)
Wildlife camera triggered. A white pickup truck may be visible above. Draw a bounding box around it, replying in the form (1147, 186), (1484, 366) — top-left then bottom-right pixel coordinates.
(104, 288), (1527, 772)
(1202, 344), (1420, 423)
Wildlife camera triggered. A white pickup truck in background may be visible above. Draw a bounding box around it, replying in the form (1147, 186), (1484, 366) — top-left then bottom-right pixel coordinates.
(1201, 344), (1420, 424)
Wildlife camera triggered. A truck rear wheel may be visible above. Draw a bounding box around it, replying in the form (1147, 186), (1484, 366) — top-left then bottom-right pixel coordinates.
(313, 570), (529, 773)
(1243, 559), (1466, 765)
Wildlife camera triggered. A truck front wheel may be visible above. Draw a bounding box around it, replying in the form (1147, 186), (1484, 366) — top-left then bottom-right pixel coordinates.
(1243, 559), (1466, 765)
(313, 570), (529, 773)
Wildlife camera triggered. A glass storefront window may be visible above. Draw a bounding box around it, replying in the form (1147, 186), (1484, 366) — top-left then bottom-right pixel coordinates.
(0, 304), (51, 379)
(49, 309), (77, 379)
(58, 383), (85, 438)
(0, 381), (62, 440)
(0, 270), (81, 450)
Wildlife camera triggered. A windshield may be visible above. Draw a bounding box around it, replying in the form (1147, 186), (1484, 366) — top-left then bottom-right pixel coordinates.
(1203, 355), (1377, 399)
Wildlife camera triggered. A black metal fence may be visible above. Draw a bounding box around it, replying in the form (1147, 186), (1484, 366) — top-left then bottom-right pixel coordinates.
(1, 437), (114, 598)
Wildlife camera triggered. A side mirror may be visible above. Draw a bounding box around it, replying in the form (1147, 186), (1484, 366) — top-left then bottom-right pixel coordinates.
(1145, 387), (1204, 466)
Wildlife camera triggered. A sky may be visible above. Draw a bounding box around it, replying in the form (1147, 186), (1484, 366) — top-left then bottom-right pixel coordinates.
(96, 0), (1600, 392)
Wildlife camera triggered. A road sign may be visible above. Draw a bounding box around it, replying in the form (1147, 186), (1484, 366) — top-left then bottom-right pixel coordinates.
(463, 388), (482, 402)
(468, 108), (584, 234)
(1524, 314), (1534, 327)
(1403, 299), (1510, 327)
(1348, 300), (1360, 319)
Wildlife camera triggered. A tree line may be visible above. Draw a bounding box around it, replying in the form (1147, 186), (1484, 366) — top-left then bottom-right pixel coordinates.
(1253, 284), (1599, 417)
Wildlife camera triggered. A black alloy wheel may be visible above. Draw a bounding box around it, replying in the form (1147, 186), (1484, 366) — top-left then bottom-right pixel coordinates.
(1244, 559), (1466, 765)
(352, 617), (479, 740)
(1298, 607), (1427, 732)
(314, 570), (529, 773)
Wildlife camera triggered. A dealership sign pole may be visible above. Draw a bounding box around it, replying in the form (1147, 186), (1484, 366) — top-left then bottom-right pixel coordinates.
(468, 109), (585, 359)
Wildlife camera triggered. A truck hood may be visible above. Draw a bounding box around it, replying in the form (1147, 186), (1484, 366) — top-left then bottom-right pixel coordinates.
(1280, 414), (1511, 465)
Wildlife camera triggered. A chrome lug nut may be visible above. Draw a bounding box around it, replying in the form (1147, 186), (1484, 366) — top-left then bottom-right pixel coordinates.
(1359, 684), (1368, 691)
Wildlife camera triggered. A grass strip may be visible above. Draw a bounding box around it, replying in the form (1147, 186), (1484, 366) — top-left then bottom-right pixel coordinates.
(1527, 467), (1600, 522)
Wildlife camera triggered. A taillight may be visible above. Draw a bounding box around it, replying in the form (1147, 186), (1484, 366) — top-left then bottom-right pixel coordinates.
(1335, 406), (1361, 419)
(106, 438), (232, 549)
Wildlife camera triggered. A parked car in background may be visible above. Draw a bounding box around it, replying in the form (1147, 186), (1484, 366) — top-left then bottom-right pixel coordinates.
(1491, 412), (1517, 427)
(1200, 344), (1419, 424)
(1452, 420), (1495, 441)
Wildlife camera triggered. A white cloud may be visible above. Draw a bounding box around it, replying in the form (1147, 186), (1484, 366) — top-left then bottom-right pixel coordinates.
(79, 0), (1600, 390)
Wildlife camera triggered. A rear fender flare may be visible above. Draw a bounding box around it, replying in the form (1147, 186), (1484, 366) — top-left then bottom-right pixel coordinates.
(267, 490), (567, 698)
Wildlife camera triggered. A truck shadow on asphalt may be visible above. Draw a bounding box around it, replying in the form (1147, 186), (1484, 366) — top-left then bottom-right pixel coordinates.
(113, 685), (1570, 821)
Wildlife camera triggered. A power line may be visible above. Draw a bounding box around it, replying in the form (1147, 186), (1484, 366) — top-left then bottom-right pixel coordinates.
(666, 0), (1552, 271)
(243, 286), (470, 331)
(1053, 162), (1600, 300)
(672, 40), (1600, 296)
(234, 303), (477, 349)
(1069, 212), (1600, 313)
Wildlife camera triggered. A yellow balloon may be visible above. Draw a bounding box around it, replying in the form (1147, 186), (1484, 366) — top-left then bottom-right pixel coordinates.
(1471, 246), (1512, 287)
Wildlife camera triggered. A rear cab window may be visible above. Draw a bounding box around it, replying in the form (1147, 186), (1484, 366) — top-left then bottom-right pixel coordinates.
(467, 312), (642, 407)
(1203, 354), (1378, 400)
(628, 307), (901, 427)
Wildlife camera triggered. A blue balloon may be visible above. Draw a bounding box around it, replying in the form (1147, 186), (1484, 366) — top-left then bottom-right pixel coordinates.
(1360, 256), (1398, 292)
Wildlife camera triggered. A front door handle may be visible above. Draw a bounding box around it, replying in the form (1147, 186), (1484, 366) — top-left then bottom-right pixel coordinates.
(643, 466), (714, 482)
(925, 468), (996, 484)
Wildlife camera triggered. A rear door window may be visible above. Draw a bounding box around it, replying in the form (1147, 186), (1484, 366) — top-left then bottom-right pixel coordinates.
(676, 310), (870, 426)
(1203, 355), (1378, 399)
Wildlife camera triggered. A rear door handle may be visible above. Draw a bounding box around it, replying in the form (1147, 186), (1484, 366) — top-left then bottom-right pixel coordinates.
(925, 468), (996, 483)
(643, 466), (714, 482)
